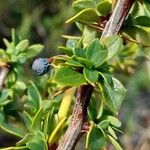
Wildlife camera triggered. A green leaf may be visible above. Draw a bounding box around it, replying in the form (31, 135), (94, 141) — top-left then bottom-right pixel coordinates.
(58, 39), (78, 56)
(58, 46), (73, 56)
(0, 123), (26, 138)
(0, 49), (8, 59)
(22, 111), (32, 129)
(97, 0), (111, 16)
(129, 2), (148, 18)
(83, 26), (97, 48)
(48, 117), (66, 144)
(143, 0), (150, 16)
(73, 47), (86, 58)
(6, 71), (16, 86)
(0, 146), (28, 150)
(98, 120), (109, 129)
(0, 89), (12, 103)
(66, 39), (78, 49)
(26, 132), (48, 150)
(53, 67), (87, 86)
(27, 81), (42, 113)
(12, 29), (20, 46)
(83, 68), (99, 83)
(86, 125), (105, 150)
(107, 135), (123, 150)
(77, 57), (93, 67)
(106, 116), (121, 128)
(86, 39), (108, 67)
(26, 44), (44, 59)
(108, 126), (117, 139)
(135, 16), (150, 27)
(12, 81), (26, 90)
(101, 35), (123, 60)
(17, 131), (46, 147)
(66, 8), (99, 23)
(3, 38), (10, 48)
(0, 111), (5, 124)
(5, 41), (14, 54)
(47, 111), (58, 136)
(31, 108), (43, 131)
(66, 57), (84, 67)
(27, 140), (47, 150)
(103, 76), (126, 112)
(16, 53), (28, 64)
(73, 0), (96, 12)
(16, 39), (29, 54)
(17, 133), (33, 146)
(43, 111), (51, 135)
(111, 126), (124, 134)
(123, 26), (150, 46)
(87, 104), (97, 121)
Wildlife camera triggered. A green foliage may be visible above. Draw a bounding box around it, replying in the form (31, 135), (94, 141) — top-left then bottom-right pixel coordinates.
(26, 81), (42, 113)
(0, 0), (149, 150)
(83, 68), (99, 83)
(123, 1), (150, 46)
(53, 67), (87, 86)
(86, 123), (105, 150)
(102, 76), (126, 112)
(66, 8), (99, 24)
(101, 35), (123, 60)
(0, 29), (43, 65)
(86, 39), (108, 67)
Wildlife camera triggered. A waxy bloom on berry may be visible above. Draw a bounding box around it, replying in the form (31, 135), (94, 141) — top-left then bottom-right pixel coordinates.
(32, 58), (50, 76)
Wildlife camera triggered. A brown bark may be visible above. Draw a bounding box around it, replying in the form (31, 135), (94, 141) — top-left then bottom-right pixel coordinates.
(0, 67), (9, 91)
(57, 85), (94, 150)
(101, 0), (134, 38)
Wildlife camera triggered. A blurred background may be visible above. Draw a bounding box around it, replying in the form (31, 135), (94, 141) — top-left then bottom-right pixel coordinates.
(0, 0), (150, 149)
(0, 0), (75, 56)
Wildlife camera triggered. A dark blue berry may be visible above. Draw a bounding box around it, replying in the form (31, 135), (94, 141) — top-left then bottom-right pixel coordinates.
(32, 58), (50, 76)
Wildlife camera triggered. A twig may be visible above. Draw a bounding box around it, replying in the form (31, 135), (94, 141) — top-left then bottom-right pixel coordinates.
(57, 85), (94, 150)
(79, 21), (150, 47)
(57, 0), (134, 150)
(101, 0), (134, 38)
(0, 67), (9, 91)
(78, 21), (104, 32)
(123, 36), (150, 47)
(48, 143), (58, 150)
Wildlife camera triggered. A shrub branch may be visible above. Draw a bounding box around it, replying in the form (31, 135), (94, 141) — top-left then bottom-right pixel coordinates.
(0, 67), (9, 91)
(57, 0), (134, 150)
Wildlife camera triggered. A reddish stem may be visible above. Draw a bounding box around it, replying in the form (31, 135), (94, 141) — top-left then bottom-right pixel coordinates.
(48, 143), (57, 150)
(57, 85), (94, 150)
(101, 0), (134, 38)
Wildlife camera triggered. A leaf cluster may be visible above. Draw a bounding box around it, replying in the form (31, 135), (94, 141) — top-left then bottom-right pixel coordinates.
(0, 0), (149, 150)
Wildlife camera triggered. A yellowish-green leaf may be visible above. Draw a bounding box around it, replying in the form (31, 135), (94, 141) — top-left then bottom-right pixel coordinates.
(101, 35), (123, 60)
(107, 135), (123, 150)
(48, 117), (66, 144)
(83, 68), (99, 83)
(86, 39), (108, 67)
(86, 123), (106, 150)
(66, 8), (99, 23)
(97, 0), (111, 16)
(53, 67), (87, 86)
